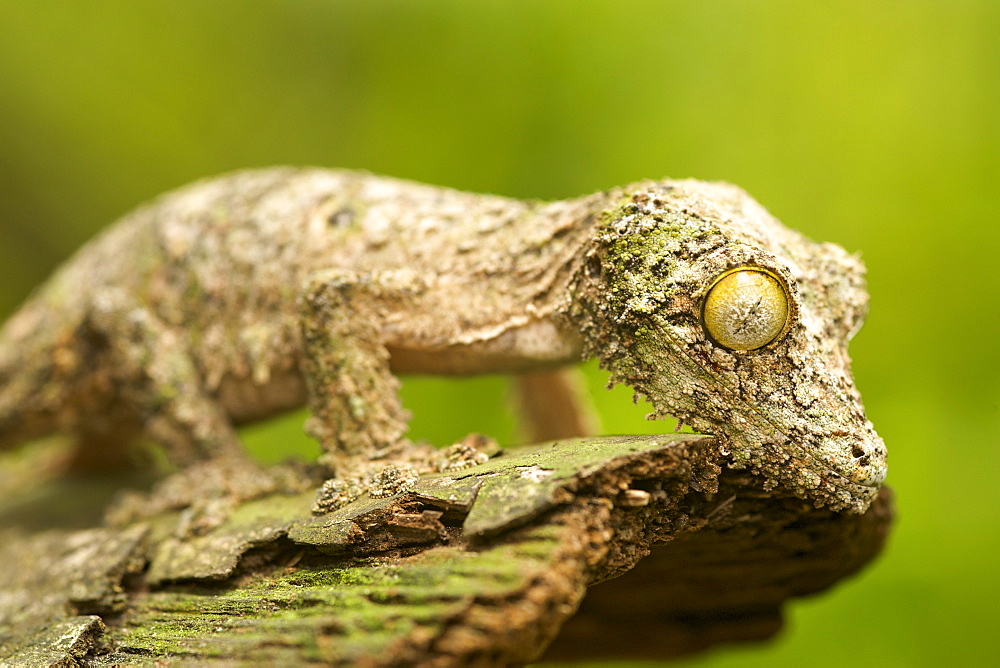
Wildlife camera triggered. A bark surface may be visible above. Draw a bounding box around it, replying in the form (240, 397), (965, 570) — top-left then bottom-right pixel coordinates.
(0, 434), (892, 666)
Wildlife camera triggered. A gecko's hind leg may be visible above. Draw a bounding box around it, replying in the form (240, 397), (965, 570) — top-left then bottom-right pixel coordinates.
(514, 368), (600, 443)
(63, 402), (145, 473)
(86, 289), (248, 468)
(299, 269), (415, 474)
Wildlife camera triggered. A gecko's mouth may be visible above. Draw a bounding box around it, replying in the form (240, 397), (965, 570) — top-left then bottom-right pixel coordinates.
(853, 458), (887, 487)
(841, 466), (885, 489)
(709, 417), (887, 502)
(852, 456), (887, 488)
(699, 400), (888, 495)
(758, 431), (886, 513)
(784, 431), (887, 494)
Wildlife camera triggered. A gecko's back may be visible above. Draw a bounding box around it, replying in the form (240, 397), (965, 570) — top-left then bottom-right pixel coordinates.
(0, 168), (885, 514)
(0, 168), (602, 459)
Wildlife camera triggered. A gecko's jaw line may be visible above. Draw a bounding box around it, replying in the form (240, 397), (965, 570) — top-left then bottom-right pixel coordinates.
(851, 459), (887, 488)
(818, 437), (887, 491)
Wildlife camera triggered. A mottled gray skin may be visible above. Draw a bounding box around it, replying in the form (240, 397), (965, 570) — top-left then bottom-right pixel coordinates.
(570, 185), (886, 511)
(0, 168), (885, 512)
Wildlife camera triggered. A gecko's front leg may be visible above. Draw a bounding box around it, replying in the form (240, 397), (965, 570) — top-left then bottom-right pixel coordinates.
(299, 269), (415, 474)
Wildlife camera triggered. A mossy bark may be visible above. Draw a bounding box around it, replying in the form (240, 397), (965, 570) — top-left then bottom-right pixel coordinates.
(0, 435), (892, 666)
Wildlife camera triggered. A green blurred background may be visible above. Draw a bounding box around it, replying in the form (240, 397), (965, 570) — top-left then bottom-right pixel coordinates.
(1, 1), (997, 665)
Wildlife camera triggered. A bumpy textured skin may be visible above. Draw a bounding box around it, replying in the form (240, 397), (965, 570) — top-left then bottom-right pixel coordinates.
(569, 183), (886, 511)
(0, 168), (885, 512)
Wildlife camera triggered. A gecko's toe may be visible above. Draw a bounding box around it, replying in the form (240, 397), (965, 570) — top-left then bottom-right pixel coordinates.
(312, 475), (367, 514)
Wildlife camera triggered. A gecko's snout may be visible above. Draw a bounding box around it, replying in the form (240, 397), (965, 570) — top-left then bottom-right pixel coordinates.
(852, 461), (887, 488)
(810, 429), (887, 492)
(843, 435), (887, 488)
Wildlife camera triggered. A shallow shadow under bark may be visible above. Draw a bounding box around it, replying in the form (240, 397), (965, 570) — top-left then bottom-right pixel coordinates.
(0, 434), (892, 666)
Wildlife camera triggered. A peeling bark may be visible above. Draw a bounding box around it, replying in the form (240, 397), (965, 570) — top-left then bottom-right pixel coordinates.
(0, 434), (891, 666)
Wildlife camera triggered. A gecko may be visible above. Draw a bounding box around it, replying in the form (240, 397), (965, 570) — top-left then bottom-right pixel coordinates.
(0, 168), (886, 513)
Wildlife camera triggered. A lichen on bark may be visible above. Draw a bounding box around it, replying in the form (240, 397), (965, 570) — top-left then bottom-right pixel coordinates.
(0, 433), (891, 666)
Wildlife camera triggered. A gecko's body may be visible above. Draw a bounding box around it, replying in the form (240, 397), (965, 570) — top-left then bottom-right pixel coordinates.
(0, 168), (886, 512)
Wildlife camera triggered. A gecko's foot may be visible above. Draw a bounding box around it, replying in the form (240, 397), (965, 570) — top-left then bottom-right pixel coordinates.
(312, 474), (368, 514)
(311, 434), (499, 515)
(368, 464), (420, 498)
(311, 463), (421, 514)
(433, 433), (498, 473)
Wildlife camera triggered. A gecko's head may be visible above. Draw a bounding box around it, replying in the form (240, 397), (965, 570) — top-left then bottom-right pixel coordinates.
(577, 180), (886, 512)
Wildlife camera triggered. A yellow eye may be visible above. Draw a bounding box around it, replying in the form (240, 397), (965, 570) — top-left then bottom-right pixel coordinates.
(702, 268), (789, 351)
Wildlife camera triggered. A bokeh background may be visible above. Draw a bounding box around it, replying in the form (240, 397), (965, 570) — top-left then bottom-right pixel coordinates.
(1, 1), (997, 665)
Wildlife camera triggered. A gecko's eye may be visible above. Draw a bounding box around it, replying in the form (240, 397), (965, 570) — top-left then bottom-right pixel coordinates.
(702, 268), (790, 351)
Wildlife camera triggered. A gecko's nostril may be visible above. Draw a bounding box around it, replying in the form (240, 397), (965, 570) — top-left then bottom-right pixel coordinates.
(850, 443), (872, 468)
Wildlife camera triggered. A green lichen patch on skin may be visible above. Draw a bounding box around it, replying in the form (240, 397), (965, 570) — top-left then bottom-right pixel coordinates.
(0, 168), (885, 528)
(571, 180), (886, 512)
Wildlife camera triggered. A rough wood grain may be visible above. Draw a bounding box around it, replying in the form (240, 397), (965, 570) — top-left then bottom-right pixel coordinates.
(0, 434), (891, 666)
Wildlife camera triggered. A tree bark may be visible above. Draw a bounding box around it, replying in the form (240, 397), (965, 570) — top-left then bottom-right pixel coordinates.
(0, 434), (892, 666)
